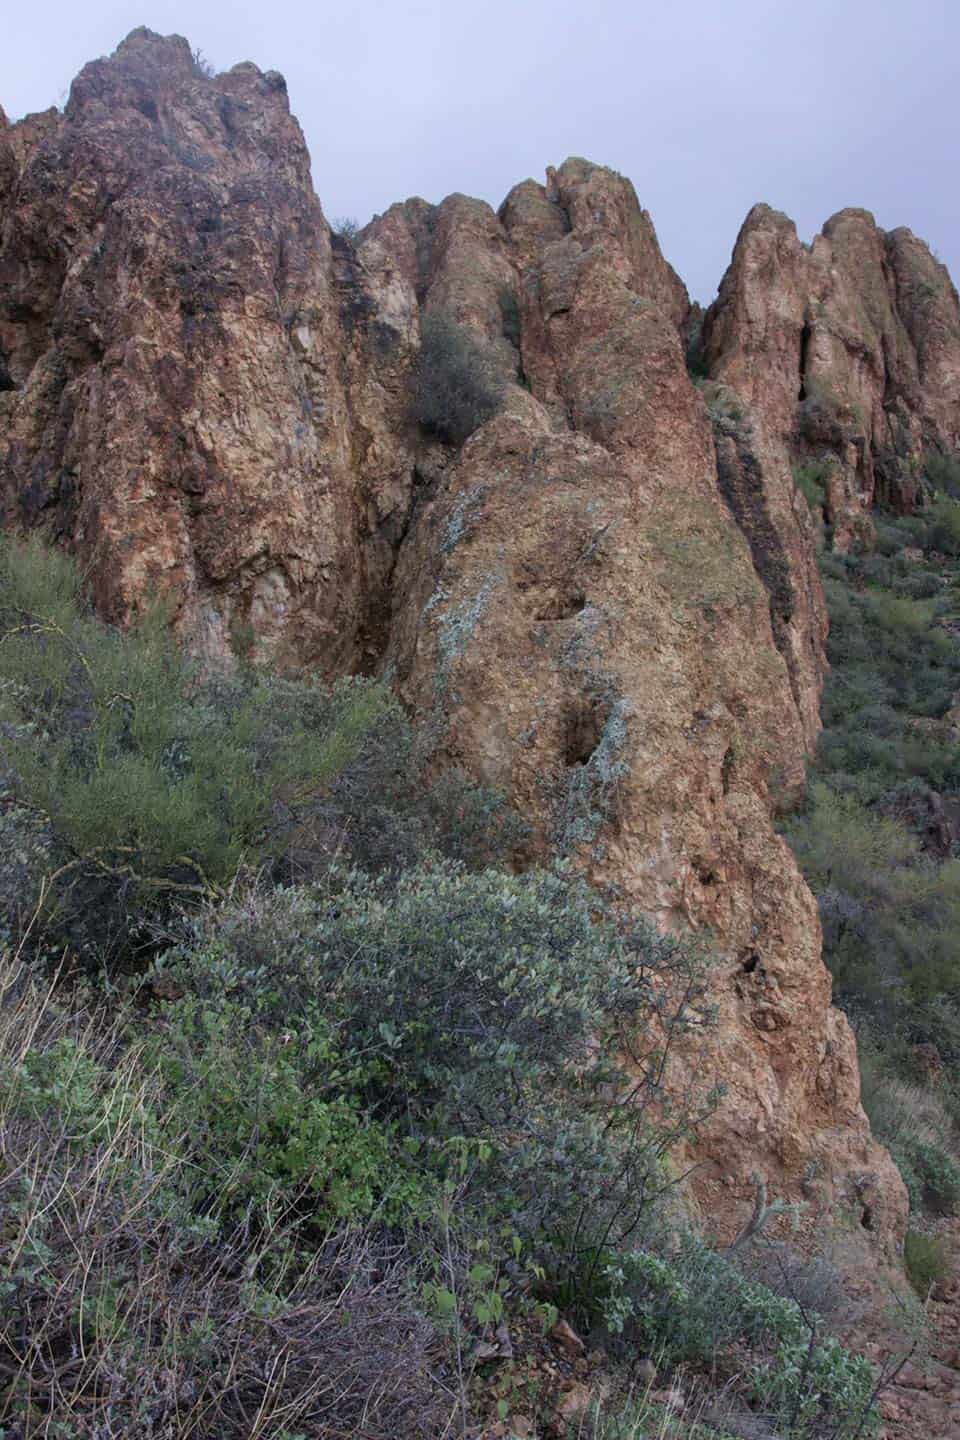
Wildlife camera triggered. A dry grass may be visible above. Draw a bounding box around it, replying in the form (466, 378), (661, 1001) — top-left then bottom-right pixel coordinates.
(0, 951), (449, 1438)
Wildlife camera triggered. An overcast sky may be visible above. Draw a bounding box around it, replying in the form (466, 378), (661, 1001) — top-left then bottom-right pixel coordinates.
(3, 1), (957, 302)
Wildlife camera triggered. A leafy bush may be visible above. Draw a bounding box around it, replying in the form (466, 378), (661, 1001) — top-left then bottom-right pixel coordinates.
(784, 783), (960, 1011)
(925, 450), (960, 500)
(412, 310), (505, 445)
(927, 493), (960, 555)
(0, 858), (722, 1431)
(154, 861), (717, 1304)
(0, 537), (521, 964)
(0, 537), (387, 928)
(796, 383), (850, 447)
(910, 1140), (960, 1214)
(598, 1236), (877, 1438)
(793, 460), (830, 514)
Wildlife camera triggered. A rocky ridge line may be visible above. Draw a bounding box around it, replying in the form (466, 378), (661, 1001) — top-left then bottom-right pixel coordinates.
(6, 27), (959, 1245)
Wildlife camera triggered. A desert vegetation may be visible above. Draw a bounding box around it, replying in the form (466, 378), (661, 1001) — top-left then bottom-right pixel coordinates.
(785, 451), (960, 1267)
(0, 536), (888, 1437)
(411, 309), (506, 445)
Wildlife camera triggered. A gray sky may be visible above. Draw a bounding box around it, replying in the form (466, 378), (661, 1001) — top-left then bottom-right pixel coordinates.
(3, 1), (958, 302)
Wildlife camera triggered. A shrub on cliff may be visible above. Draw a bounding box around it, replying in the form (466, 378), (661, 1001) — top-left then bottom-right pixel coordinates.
(412, 310), (505, 445)
(925, 449), (960, 499)
(796, 382), (850, 447)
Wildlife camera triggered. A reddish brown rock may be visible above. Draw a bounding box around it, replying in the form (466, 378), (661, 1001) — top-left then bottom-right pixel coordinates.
(0, 39), (923, 1246)
(387, 162), (902, 1240)
(0, 28), (419, 673)
(705, 201), (960, 543)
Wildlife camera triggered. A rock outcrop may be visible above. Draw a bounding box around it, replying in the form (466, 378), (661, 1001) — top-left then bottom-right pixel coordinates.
(0, 27), (419, 673)
(4, 28), (944, 1245)
(387, 162), (894, 1237)
(704, 203), (960, 546)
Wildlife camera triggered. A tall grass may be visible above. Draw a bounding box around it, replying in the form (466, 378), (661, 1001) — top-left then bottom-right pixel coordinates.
(0, 949), (445, 1438)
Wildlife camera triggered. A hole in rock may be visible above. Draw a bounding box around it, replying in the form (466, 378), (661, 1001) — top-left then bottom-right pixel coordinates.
(534, 588), (586, 622)
(563, 698), (607, 767)
(740, 951), (761, 975)
(860, 1205), (874, 1231)
(695, 863), (718, 887)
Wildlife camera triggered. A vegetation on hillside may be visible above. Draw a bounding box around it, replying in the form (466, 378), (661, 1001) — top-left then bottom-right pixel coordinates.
(785, 453), (960, 1262)
(0, 536), (887, 1437)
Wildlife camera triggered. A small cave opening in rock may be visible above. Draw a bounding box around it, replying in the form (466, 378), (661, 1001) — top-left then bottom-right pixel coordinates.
(563, 697), (607, 767)
(534, 587), (586, 622)
(860, 1204), (874, 1231)
(740, 951), (761, 975)
(695, 862), (718, 887)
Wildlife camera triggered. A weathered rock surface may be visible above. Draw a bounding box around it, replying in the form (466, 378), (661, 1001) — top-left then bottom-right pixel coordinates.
(0, 27), (419, 673)
(387, 164), (898, 1237)
(704, 202), (960, 545)
(3, 30), (941, 1244)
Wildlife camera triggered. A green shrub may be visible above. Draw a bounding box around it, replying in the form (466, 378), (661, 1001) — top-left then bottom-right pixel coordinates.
(155, 861), (716, 1302)
(796, 383), (849, 447)
(910, 1140), (960, 1214)
(150, 984), (428, 1226)
(793, 461), (830, 514)
(749, 1333), (878, 1438)
(927, 493), (960, 555)
(925, 450), (960, 499)
(904, 1227), (950, 1298)
(0, 537), (522, 964)
(0, 537), (387, 928)
(412, 310), (505, 445)
(598, 1236), (877, 1438)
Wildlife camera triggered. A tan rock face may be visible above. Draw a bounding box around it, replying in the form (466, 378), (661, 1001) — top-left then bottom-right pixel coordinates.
(388, 166), (901, 1238)
(2, 37), (927, 1244)
(0, 27), (419, 673)
(704, 202), (960, 540)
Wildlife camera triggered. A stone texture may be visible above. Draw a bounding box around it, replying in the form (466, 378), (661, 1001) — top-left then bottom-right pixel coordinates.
(2, 34), (940, 1247)
(387, 163), (900, 1237)
(0, 27), (418, 674)
(704, 202), (960, 542)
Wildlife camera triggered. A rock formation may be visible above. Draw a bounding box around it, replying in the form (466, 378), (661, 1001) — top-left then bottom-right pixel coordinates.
(704, 202), (960, 547)
(10, 26), (960, 1246)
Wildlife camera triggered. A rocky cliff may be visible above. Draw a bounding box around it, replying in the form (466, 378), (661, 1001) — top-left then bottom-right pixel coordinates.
(704, 202), (960, 549)
(6, 27), (960, 1245)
